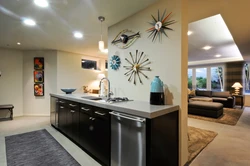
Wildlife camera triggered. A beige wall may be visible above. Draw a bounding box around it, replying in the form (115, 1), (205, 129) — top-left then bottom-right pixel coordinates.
(23, 50), (57, 116)
(108, 0), (188, 165)
(0, 48), (23, 117)
(57, 51), (107, 93)
(0, 49), (107, 116)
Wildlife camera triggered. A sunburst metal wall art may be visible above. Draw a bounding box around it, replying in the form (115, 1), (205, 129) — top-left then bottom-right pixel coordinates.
(110, 55), (121, 70)
(124, 50), (151, 85)
(146, 9), (176, 42)
(111, 29), (140, 49)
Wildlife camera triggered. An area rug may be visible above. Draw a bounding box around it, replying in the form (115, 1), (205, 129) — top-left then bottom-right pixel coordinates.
(188, 107), (243, 125)
(187, 126), (218, 165)
(5, 129), (80, 166)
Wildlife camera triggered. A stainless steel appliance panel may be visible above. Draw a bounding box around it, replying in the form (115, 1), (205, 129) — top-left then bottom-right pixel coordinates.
(50, 97), (58, 128)
(110, 111), (146, 166)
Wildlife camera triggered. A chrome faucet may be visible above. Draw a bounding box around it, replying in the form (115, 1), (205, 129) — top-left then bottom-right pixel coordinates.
(99, 77), (113, 99)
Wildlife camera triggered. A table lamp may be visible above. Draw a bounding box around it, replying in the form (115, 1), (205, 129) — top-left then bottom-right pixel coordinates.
(232, 82), (243, 95)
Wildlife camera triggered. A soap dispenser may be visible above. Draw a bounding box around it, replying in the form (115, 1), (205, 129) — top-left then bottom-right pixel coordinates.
(150, 76), (164, 105)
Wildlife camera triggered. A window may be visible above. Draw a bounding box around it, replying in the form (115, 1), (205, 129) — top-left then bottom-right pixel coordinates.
(188, 69), (192, 89)
(196, 68), (207, 90)
(81, 59), (97, 70)
(211, 67), (223, 91)
(244, 63), (250, 93)
(105, 60), (108, 70)
(188, 66), (224, 91)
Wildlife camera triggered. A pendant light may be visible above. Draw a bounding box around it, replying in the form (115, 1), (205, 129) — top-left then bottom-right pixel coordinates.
(98, 16), (105, 51)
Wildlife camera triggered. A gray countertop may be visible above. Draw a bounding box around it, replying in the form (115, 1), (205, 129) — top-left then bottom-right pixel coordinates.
(50, 93), (179, 119)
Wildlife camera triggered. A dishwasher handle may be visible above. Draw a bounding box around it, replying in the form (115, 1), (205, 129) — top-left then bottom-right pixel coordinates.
(109, 111), (145, 123)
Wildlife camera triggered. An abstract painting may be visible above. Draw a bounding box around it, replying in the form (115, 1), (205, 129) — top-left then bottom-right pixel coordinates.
(34, 84), (44, 96)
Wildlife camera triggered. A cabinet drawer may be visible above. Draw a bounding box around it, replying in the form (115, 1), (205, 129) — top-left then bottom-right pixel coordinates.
(68, 101), (79, 110)
(80, 104), (93, 116)
(93, 108), (110, 120)
(58, 99), (67, 106)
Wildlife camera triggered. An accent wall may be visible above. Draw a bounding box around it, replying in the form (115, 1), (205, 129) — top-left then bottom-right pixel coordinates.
(108, 0), (188, 164)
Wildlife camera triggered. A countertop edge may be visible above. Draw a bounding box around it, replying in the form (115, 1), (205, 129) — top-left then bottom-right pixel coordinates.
(50, 93), (179, 119)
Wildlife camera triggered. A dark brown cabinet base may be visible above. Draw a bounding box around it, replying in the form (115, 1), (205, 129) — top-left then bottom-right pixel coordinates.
(51, 96), (179, 166)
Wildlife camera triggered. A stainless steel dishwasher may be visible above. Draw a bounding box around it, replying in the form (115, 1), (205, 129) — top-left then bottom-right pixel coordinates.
(110, 111), (146, 166)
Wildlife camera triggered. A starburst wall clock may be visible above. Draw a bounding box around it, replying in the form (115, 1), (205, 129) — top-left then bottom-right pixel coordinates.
(124, 50), (151, 85)
(110, 55), (121, 70)
(146, 9), (176, 42)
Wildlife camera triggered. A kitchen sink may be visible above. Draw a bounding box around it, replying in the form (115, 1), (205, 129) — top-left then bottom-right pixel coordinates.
(81, 96), (132, 104)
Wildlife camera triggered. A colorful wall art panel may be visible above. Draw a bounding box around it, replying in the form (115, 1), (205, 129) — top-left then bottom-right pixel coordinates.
(34, 71), (44, 83)
(34, 84), (44, 96)
(34, 57), (45, 96)
(34, 57), (44, 70)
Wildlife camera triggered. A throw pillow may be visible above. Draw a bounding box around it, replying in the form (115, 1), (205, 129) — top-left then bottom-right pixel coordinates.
(188, 88), (191, 95)
(189, 90), (196, 96)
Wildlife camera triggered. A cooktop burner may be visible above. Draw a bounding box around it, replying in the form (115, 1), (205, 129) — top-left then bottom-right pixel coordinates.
(107, 97), (129, 102)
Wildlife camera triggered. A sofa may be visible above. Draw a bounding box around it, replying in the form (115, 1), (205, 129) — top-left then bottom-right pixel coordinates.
(189, 90), (235, 108)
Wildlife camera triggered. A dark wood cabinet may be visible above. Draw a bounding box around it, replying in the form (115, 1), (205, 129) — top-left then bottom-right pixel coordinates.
(66, 101), (80, 142)
(79, 103), (110, 166)
(58, 100), (80, 142)
(92, 107), (110, 166)
(79, 104), (94, 154)
(58, 99), (67, 132)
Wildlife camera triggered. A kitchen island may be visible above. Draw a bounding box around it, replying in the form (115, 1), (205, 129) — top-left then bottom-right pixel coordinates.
(50, 93), (179, 166)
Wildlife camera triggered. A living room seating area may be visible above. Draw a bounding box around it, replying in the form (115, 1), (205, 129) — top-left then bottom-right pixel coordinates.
(189, 90), (235, 108)
(188, 90), (236, 118)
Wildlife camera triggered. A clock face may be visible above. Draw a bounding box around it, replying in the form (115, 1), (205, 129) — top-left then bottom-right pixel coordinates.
(110, 55), (121, 70)
(146, 9), (176, 42)
(112, 60), (117, 65)
(111, 29), (140, 49)
(155, 21), (162, 31)
(124, 50), (151, 85)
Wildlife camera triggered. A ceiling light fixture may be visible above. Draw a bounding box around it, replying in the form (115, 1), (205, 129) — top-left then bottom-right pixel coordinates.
(34, 0), (49, 7)
(202, 45), (212, 50)
(98, 16), (105, 51)
(187, 31), (193, 36)
(23, 18), (36, 26)
(215, 54), (221, 57)
(17, 42), (21, 45)
(74, 32), (83, 39)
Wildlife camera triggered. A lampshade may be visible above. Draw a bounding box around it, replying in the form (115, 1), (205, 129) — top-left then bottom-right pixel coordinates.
(232, 82), (243, 88)
(232, 82), (243, 95)
(98, 16), (105, 51)
(99, 41), (104, 50)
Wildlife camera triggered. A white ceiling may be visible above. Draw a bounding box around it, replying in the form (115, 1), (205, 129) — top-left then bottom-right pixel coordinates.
(188, 14), (243, 65)
(0, 0), (158, 58)
(1, 0), (250, 64)
(188, 0), (250, 63)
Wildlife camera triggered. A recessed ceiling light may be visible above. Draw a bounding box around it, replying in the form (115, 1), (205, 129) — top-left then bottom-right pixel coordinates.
(215, 54), (221, 57)
(74, 32), (83, 39)
(23, 19), (36, 26)
(17, 42), (21, 45)
(187, 31), (193, 36)
(34, 0), (49, 7)
(202, 46), (212, 50)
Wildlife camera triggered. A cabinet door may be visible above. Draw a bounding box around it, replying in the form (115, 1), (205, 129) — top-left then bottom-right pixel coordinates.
(68, 101), (80, 142)
(58, 100), (67, 133)
(79, 104), (94, 153)
(92, 108), (110, 166)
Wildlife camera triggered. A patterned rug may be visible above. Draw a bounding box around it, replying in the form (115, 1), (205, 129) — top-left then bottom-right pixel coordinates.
(188, 107), (243, 125)
(187, 126), (218, 165)
(5, 129), (80, 166)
